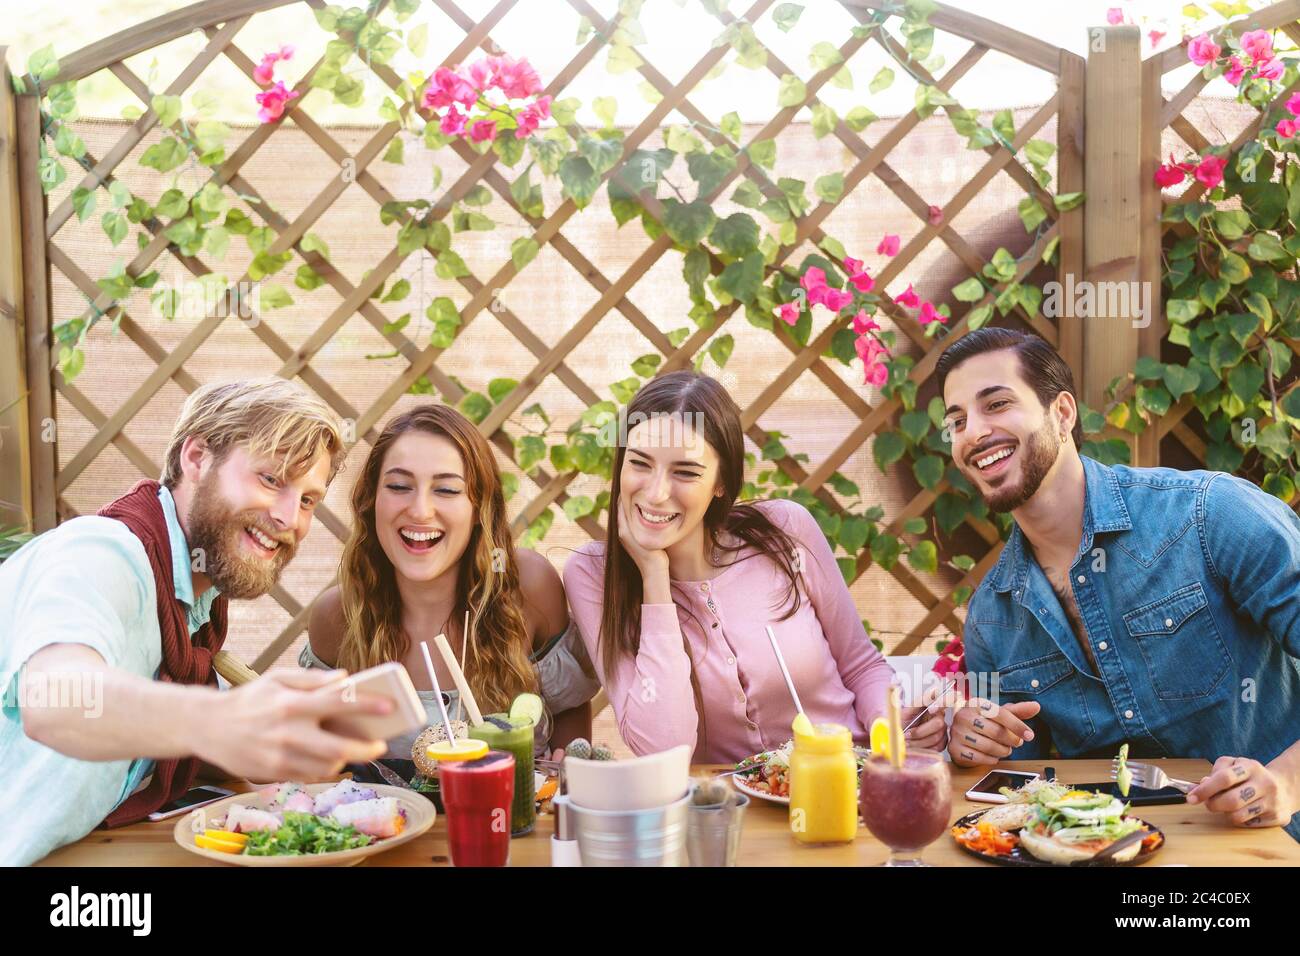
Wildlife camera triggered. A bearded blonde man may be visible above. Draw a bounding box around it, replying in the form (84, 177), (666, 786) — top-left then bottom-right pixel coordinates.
(0, 378), (392, 865)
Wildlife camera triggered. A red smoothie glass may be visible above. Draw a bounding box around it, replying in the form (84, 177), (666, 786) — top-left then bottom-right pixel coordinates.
(859, 749), (952, 866)
(439, 750), (516, 867)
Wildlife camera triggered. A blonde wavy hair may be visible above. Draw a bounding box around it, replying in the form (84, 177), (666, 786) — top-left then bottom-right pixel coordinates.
(335, 405), (538, 714)
(161, 377), (346, 488)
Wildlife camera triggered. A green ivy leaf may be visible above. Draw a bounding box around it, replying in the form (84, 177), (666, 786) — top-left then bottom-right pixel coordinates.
(258, 283), (293, 310)
(663, 199), (717, 247)
(101, 211), (127, 247)
(1162, 364), (1200, 398)
(845, 105), (877, 132)
(558, 155), (600, 209)
(511, 236), (540, 272)
(1227, 360), (1264, 402)
(777, 74), (807, 108)
(1053, 191), (1085, 211)
(717, 251), (764, 303)
(747, 138), (777, 170)
(773, 2), (804, 31)
(434, 249), (470, 280)
(814, 172), (845, 204)
(810, 103), (837, 139)
(295, 264), (325, 291)
(456, 392), (491, 425)
(708, 333), (735, 367)
(873, 431), (906, 472)
(952, 277), (984, 302)
(907, 540), (938, 574)
(139, 136), (187, 173)
(869, 66), (894, 93)
(809, 41), (843, 71)
(381, 278), (410, 303)
(913, 454), (944, 490)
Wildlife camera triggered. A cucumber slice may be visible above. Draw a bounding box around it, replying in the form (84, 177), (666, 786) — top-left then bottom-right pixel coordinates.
(509, 692), (544, 727)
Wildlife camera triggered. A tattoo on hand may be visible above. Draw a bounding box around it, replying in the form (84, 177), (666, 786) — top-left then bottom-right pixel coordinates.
(1233, 764), (1249, 780)
(1247, 802), (1264, 818)
(965, 734), (977, 745)
(973, 718), (985, 730)
(962, 750), (975, 761)
(1240, 786), (1257, 804)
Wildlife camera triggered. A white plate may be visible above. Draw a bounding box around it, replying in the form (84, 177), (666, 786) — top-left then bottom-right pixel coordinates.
(173, 781), (435, 866)
(730, 772), (790, 806)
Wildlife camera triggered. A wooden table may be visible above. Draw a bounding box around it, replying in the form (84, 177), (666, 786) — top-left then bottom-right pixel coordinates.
(37, 759), (1300, 866)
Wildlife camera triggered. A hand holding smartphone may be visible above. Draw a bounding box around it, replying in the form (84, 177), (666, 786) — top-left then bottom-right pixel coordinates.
(320, 662), (426, 742)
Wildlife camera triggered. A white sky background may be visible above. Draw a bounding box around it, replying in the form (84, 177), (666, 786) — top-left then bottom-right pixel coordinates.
(0, 0), (1247, 124)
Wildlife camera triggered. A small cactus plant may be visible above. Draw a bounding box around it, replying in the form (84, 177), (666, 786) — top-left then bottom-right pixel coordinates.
(566, 737), (592, 760)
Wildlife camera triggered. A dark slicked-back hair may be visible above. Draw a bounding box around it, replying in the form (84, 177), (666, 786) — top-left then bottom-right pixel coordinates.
(936, 328), (1083, 446)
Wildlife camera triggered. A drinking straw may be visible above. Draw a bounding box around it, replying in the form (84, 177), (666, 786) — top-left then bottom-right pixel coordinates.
(418, 640), (459, 745)
(461, 609), (470, 675)
(765, 625), (805, 716)
(886, 685), (904, 770)
(434, 632), (484, 726)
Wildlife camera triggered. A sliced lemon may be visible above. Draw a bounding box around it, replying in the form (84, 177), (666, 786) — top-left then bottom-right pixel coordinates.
(870, 717), (891, 758)
(427, 738), (490, 762)
(204, 828), (248, 845)
(195, 834), (246, 854)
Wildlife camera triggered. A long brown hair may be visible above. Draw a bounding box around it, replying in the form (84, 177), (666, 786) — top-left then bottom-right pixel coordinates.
(598, 371), (804, 682)
(336, 405), (537, 713)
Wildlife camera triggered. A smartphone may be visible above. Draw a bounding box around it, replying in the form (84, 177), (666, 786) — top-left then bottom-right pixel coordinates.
(1070, 781), (1187, 806)
(965, 769), (1040, 803)
(146, 785), (234, 821)
(321, 662), (426, 742)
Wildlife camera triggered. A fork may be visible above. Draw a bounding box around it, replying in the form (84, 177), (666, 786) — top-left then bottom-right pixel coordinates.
(1110, 759), (1196, 794)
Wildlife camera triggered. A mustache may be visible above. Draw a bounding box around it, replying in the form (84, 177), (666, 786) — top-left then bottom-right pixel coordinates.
(233, 513), (295, 548)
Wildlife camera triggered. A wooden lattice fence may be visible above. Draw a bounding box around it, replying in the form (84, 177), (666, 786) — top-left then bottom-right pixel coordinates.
(5, 0), (1251, 669)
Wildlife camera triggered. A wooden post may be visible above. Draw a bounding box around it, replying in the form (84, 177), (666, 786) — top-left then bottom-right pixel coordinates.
(1083, 25), (1143, 459)
(1056, 50), (1086, 389)
(1136, 54), (1166, 468)
(14, 88), (56, 531)
(0, 50), (32, 531)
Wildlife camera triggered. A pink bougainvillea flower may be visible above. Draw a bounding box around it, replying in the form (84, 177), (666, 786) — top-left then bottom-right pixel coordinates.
(492, 54), (543, 99)
(1154, 163), (1186, 187)
(852, 310), (879, 335)
(1148, 30), (1166, 48)
(895, 284), (921, 309)
(863, 361), (888, 388)
(932, 638), (966, 676)
(844, 256), (863, 274)
(1186, 33), (1221, 67)
(423, 67), (478, 111)
(255, 81), (299, 123)
(440, 105), (467, 136)
(468, 119), (498, 143)
(848, 269), (875, 294)
(1287, 92), (1300, 116)
(777, 301), (800, 326)
(253, 45), (294, 87)
(927, 205), (944, 226)
(918, 301), (946, 325)
(1194, 154), (1227, 188)
(1239, 29), (1274, 65)
(876, 233), (900, 256)
(1278, 118), (1298, 139)
(821, 287), (854, 313)
(1106, 8), (1124, 25)
(466, 57), (495, 92)
(1224, 55), (1247, 86)
(1169, 153), (1197, 175)
(1256, 57), (1285, 81)
(514, 94), (553, 139)
(800, 266), (828, 294)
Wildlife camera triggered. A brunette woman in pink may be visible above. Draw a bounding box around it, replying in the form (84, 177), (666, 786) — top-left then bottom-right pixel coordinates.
(564, 371), (948, 763)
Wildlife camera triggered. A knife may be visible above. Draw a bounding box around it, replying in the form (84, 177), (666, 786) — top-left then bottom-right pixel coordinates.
(1072, 826), (1148, 866)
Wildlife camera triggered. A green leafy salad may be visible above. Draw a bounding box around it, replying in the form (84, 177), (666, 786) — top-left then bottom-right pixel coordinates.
(243, 811), (373, 856)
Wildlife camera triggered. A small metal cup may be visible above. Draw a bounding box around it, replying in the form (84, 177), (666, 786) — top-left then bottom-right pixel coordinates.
(568, 793), (690, 867)
(687, 791), (749, 866)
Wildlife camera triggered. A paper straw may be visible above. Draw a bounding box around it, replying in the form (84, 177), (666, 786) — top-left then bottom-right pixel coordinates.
(418, 640), (458, 745)
(461, 609), (470, 675)
(434, 632), (484, 726)
(765, 625), (804, 715)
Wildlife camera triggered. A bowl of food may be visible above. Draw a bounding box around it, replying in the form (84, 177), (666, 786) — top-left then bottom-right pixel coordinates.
(563, 742), (691, 812)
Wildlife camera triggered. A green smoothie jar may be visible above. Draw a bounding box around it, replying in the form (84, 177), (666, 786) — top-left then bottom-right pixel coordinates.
(468, 693), (541, 836)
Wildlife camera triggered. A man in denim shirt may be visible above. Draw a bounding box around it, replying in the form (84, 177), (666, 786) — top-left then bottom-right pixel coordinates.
(938, 328), (1300, 841)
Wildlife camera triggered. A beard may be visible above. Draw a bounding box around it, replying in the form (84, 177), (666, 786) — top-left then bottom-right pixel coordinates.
(975, 419), (1061, 513)
(186, 469), (296, 599)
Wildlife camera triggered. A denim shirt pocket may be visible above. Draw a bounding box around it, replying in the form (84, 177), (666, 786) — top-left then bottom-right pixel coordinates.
(997, 652), (1096, 747)
(1123, 582), (1231, 701)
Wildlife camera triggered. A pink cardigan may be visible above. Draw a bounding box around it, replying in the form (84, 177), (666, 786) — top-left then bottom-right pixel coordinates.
(563, 498), (896, 763)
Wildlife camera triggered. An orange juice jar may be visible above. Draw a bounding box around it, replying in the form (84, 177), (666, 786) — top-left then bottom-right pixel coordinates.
(788, 714), (858, 845)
